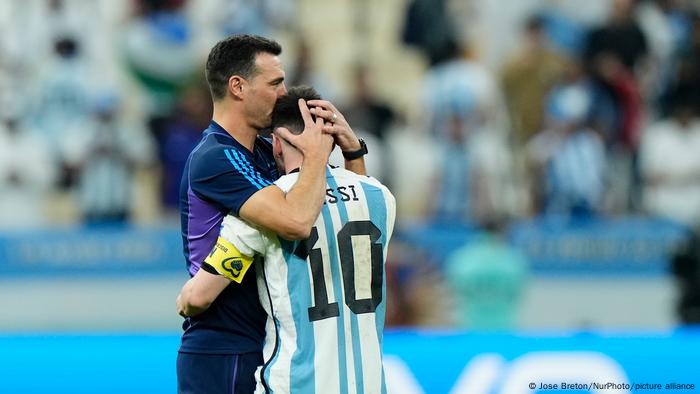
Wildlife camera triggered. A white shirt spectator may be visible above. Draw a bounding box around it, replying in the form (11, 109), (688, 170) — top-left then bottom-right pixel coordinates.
(0, 118), (56, 229)
(423, 58), (507, 142)
(640, 118), (700, 227)
(63, 97), (155, 223)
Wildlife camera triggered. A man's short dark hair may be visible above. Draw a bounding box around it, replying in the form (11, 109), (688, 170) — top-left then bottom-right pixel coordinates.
(205, 34), (282, 100)
(271, 86), (322, 134)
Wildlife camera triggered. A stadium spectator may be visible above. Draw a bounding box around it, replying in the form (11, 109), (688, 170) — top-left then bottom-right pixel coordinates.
(157, 83), (212, 214)
(287, 37), (339, 101)
(342, 64), (396, 143)
(63, 92), (155, 225)
(636, 0), (694, 113)
(670, 13), (700, 115)
(639, 91), (700, 228)
(122, 0), (199, 141)
(501, 14), (565, 146)
(422, 38), (514, 222)
(428, 110), (474, 221)
(32, 36), (96, 185)
(423, 39), (507, 141)
(527, 83), (607, 217)
(445, 217), (528, 330)
(537, 4), (589, 57)
(401, 0), (458, 65)
(341, 63), (397, 184)
(0, 102), (56, 229)
(584, 0), (649, 75)
(192, 0), (296, 39)
(584, 0), (649, 211)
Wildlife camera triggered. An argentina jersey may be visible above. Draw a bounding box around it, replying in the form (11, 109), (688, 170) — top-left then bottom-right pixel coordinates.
(218, 166), (396, 394)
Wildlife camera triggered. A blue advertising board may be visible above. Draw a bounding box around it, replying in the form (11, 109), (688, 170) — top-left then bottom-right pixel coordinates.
(0, 217), (690, 276)
(0, 226), (183, 275)
(1, 330), (698, 393)
(509, 216), (689, 275)
(399, 217), (690, 275)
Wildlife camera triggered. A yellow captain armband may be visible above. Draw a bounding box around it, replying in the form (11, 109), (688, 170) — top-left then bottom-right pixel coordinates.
(203, 236), (254, 283)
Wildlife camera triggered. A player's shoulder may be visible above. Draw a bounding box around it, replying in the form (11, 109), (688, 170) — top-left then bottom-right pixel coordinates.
(331, 167), (391, 194)
(221, 213), (265, 239)
(190, 135), (254, 179)
(190, 134), (229, 165)
(273, 172), (300, 193)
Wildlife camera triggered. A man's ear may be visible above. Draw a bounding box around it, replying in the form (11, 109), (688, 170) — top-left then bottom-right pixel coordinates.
(228, 76), (245, 99)
(271, 132), (283, 158)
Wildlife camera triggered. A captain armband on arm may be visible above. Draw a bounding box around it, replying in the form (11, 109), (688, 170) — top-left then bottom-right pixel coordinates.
(202, 236), (255, 283)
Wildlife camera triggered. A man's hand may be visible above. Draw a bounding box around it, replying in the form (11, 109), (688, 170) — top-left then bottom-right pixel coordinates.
(307, 99), (362, 152)
(275, 99), (333, 162)
(176, 294), (187, 317)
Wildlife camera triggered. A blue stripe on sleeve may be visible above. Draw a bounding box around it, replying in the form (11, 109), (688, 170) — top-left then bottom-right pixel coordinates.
(224, 149), (264, 189)
(232, 150), (273, 187)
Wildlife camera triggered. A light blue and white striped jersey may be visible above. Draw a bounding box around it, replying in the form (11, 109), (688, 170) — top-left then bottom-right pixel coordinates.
(219, 166), (396, 394)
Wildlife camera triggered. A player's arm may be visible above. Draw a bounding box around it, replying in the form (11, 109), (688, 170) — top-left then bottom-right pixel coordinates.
(177, 224), (262, 316)
(177, 269), (230, 317)
(308, 99), (367, 176)
(240, 99), (333, 240)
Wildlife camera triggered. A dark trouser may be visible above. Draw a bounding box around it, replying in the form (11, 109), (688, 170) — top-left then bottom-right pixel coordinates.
(177, 351), (263, 394)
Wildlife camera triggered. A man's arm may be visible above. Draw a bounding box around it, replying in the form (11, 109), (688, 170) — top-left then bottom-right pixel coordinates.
(177, 270), (230, 317)
(240, 99), (332, 240)
(308, 99), (367, 176)
(177, 219), (265, 316)
(342, 151), (367, 176)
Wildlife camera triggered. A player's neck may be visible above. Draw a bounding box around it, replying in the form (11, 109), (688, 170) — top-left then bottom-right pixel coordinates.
(212, 104), (257, 152)
(282, 149), (304, 175)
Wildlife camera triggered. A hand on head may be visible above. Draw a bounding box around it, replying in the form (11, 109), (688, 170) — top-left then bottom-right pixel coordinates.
(308, 100), (362, 152)
(274, 99), (334, 162)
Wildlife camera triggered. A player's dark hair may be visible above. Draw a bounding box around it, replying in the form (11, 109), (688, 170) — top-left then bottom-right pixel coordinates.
(271, 86), (322, 134)
(205, 34), (282, 100)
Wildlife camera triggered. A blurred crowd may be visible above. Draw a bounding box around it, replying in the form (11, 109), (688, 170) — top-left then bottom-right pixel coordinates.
(2, 0), (700, 328)
(394, 0), (700, 327)
(411, 0), (700, 229)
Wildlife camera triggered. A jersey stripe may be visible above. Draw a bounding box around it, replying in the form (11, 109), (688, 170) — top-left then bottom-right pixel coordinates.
(224, 149), (265, 189)
(260, 261), (283, 394)
(232, 149), (273, 187)
(231, 149), (272, 188)
(360, 181), (390, 394)
(326, 169), (364, 394)
(281, 239), (317, 393)
(319, 194), (349, 394)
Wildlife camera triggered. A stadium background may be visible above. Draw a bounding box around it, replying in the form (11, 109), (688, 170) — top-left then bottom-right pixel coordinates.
(1, 0), (700, 392)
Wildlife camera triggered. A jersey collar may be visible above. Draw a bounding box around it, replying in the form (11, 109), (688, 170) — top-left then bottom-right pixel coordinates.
(286, 164), (335, 175)
(206, 121), (234, 139)
(206, 121), (258, 156)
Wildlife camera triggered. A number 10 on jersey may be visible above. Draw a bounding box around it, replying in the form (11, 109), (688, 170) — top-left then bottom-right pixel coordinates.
(297, 220), (384, 322)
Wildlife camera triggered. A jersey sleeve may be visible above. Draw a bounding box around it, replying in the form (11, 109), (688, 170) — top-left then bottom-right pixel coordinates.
(220, 215), (268, 256)
(189, 147), (273, 216)
(273, 173), (300, 193)
(203, 215), (269, 283)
